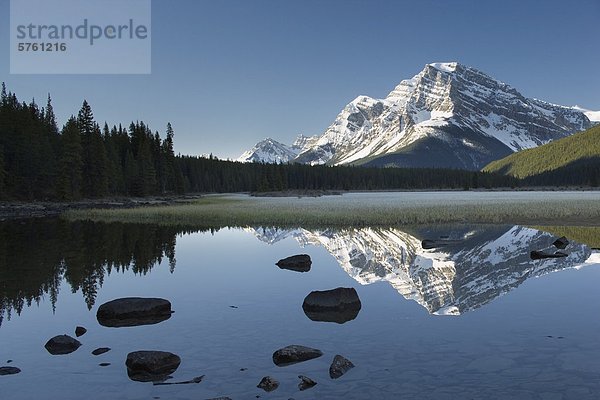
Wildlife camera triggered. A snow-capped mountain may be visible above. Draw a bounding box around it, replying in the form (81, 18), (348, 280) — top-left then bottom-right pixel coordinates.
(240, 62), (593, 169)
(236, 134), (319, 163)
(573, 106), (600, 124)
(247, 225), (596, 315)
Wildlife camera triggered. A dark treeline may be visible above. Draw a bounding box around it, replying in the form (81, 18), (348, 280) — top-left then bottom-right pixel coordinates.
(178, 156), (517, 192)
(0, 83), (518, 200)
(0, 83), (183, 200)
(523, 157), (600, 187)
(0, 218), (218, 326)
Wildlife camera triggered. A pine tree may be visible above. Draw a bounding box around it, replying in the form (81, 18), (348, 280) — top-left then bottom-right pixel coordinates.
(0, 146), (6, 197)
(0, 83), (7, 106)
(77, 100), (95, 197)
(89, 123), (109, 197)
(57, 118), (83, 200)
(44, 94), (58, 135)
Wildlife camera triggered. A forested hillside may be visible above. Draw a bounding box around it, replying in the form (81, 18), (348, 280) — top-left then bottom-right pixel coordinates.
(0, 83), (521, 200)
(483, 124), (600, 186)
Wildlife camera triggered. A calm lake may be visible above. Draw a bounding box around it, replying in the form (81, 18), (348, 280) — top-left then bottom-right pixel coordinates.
(1, 217), (600, 399)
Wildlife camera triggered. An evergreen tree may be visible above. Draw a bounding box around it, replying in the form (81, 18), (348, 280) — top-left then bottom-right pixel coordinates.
(89, 123), (109, 197)
(44, 94), (58, 135)
(0, 146), (5, 197)
(1, 83), (7, 106)
(57, 118), (83, 200)
(78, 100), (95, 197)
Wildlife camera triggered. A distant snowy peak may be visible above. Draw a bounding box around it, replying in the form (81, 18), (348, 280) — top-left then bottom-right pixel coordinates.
(239, 62), (592, 169)
(236, 134), (319, 163)
(236, 138), (297, 163)
(573, 106), (600, 123)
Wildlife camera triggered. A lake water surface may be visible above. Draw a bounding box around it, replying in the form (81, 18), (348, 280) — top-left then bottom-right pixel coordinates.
(1, 218), (600, 399)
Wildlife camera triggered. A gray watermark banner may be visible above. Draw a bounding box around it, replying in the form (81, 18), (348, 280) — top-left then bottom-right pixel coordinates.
(10, 0), (151, 74)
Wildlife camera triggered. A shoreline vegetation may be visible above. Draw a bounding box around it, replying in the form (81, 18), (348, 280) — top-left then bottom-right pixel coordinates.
(63, 191), (600, 229)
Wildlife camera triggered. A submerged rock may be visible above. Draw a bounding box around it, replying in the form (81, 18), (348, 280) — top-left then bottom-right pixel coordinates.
(257, 376), (279, 392)
(553, 236), (569, 249)
(298, 375), (317, 391)
(153, 375), (204, 386)
(44, 335), (82, 355)
(97, 297), (172, 327)
(302, 287), (361, 324)
(75, 326), (87, 337)
(530, 250), (568, 260)
(0, 366), (21, 376)
(92, 347), (111, 356)
(126, 351), (181, 382)
(272, 345), (323, 366)
(276, 254), (312, 272)
(99, 363), (111, 367)
(329, 354), (355, 379)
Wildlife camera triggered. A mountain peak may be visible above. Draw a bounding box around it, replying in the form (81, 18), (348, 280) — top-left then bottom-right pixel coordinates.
(239, 62), (592, 168)
(427, 62), (459, 73)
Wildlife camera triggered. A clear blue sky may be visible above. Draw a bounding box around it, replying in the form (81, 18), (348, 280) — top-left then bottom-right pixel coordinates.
(1, 0), (598, 159)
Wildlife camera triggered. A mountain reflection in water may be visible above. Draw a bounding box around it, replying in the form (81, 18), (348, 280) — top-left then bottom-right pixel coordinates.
(0, 219), (597, 326)
(248, 225), (596, 315)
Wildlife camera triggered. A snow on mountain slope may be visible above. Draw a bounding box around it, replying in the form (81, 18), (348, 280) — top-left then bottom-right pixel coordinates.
(237, 134), (319, 163)
(573, 106), (600, 123)
(240, 62), (592, 169)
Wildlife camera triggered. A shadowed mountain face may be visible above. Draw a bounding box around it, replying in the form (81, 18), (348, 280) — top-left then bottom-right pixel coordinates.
(249, 225), (596, 315)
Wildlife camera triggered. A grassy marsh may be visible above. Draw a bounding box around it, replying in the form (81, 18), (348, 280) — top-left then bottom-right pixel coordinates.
(64, 192), (600, 229)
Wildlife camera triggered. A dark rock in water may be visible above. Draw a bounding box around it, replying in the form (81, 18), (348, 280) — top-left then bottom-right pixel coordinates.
(75, 326), (87, 337)
(99, 363), (111, 367)
(329, 354), (355, 379)
(553, 236), (569, 249)
(206, 398), (232, 400)
(298, 375), (317, 391)
(530, 250), (568, 260)
(6, 360), (12, 363)
(422, 239), (462, 250)
(302, 287), (362, 324)
(44, 335), (82, 355)
(257, 376), (279, 392)
(0, 366), (21, 375)
(92, 347), (111, 356)
(272, 345), (323, 366)
(154, 375), (204, 386)
(97, 297), (172, 328)
(126, 351), (181, 382)
(276, 254), (312, 272)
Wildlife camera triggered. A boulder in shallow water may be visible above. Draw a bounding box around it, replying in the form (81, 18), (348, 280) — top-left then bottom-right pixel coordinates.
(75, 326), (87, 337)
(97, 297), (172, 328)
(329, 354), (355, 379)
(276, 254), (312, 272)
(126, 351), (181, 382)
(257, 376), (279, 392)
(92, 347), (111, 356)
(298, 375), (317, 391)
(44, 335), (82, 355)
(553, 236), (569, 249)
(302, 287), (361, 324)
(530, 250), (568, 260)
(272, 345), (323, 366)
(0, 366), (21, 375)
